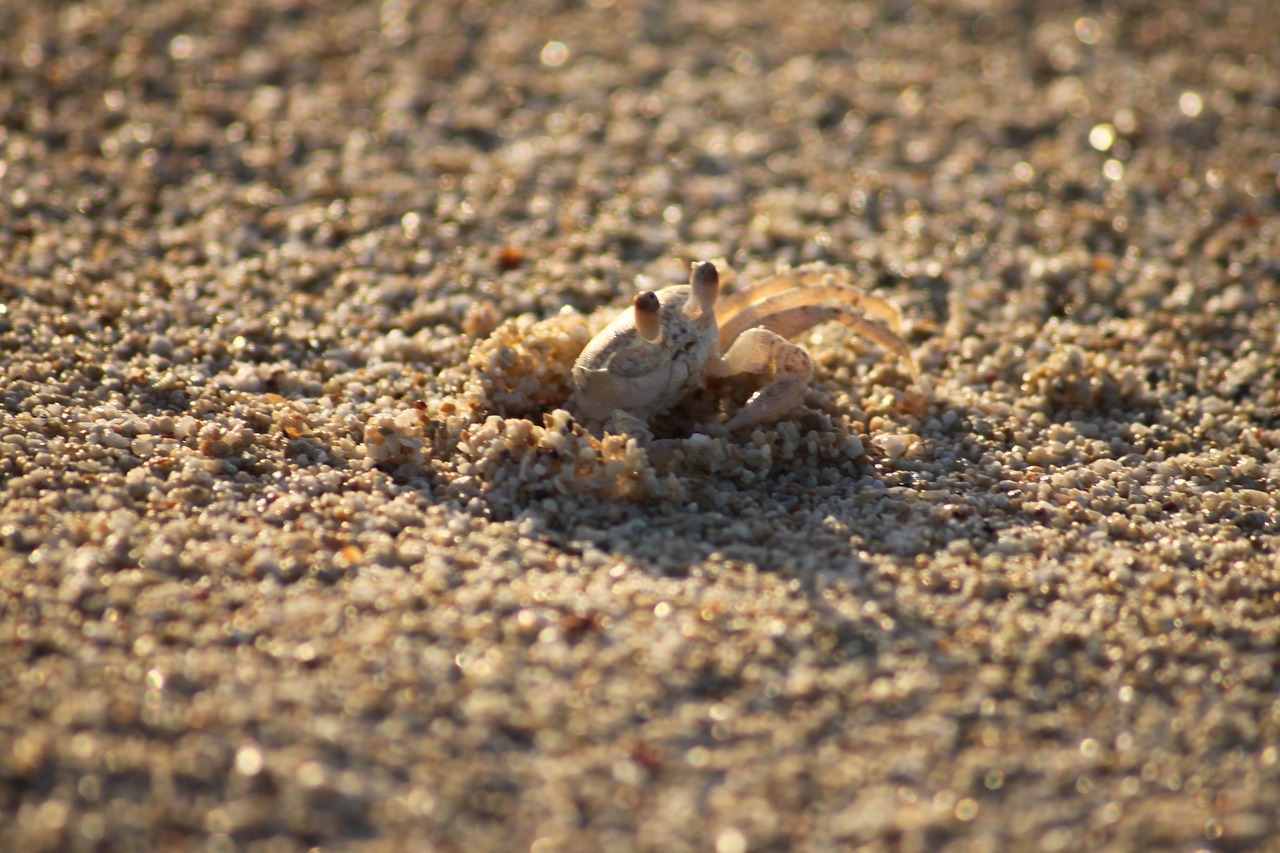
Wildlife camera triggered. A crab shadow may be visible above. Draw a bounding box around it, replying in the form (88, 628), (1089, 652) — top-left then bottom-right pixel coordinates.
(487, 382), (1198, 650)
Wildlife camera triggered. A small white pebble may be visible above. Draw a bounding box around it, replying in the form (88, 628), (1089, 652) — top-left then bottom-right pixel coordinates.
(873, 433), (908, 460)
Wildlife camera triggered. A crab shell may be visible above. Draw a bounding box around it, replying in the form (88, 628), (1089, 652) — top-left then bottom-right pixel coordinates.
(570, 284), (715, 422)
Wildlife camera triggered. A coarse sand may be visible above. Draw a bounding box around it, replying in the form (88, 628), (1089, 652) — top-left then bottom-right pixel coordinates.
(2, 1), (1279, 850)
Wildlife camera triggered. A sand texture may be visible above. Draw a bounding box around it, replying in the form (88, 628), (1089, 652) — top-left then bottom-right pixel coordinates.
(2, 0), (1279, 850)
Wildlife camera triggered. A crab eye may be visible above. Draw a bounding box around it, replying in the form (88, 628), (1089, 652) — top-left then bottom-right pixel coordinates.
(633, 290), (662, 342)
(685, 260), (719, 319)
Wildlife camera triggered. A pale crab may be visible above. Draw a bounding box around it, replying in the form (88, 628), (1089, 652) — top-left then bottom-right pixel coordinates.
(567, 260), (919, 434)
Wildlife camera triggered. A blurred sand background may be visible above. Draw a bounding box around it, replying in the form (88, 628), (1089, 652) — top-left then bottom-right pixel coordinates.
(2, 0), (1279, 850)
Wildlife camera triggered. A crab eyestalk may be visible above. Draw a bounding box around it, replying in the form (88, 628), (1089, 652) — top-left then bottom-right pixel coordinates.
(684, 260), (719, 321)
(634, 290), (663, 343)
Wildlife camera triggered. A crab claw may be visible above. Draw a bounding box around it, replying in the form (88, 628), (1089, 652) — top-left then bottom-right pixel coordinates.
(684, 260), (720, 320)
(634, 290), (662, 343)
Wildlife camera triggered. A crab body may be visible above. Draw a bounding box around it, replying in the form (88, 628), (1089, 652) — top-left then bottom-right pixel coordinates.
(571, 284), (718, 423)
(568, 261), (918, 431)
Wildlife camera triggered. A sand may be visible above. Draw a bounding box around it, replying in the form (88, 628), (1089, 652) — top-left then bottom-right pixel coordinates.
(2, 0), (1279, 850)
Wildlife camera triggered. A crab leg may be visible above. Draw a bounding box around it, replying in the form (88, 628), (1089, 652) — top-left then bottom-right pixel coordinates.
(716, 265), (904, 340)
(709, 327), (815, 430)
(745, 303), (920, 380)
(718, 285), (905, 356)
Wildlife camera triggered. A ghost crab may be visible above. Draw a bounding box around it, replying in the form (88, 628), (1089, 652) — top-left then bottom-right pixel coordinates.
(567, 260), (919, 434)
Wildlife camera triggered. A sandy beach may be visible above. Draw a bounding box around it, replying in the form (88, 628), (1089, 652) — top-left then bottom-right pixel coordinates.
(2, 1), (1278, 850)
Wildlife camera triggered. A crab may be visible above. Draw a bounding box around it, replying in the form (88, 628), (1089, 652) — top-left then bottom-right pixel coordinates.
(567, 260), (919, 433)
